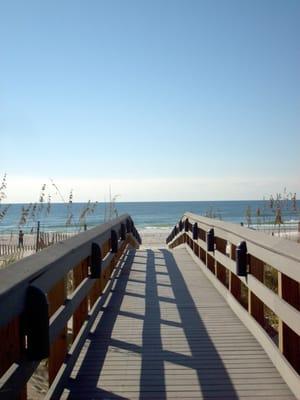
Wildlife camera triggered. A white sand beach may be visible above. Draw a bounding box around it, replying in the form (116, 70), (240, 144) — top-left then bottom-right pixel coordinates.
(0, 227), (299, 253)
(0, 229), (168, 250)
(139, 228), (169, 248)
(0, 232), (36, 246)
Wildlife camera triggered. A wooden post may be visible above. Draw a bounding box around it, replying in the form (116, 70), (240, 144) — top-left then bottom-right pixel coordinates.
(101, 240), (112, 291)
(230, 272), (241, 300)
(73, 259), (89, 338)
(249, 255), (264, 327)
(89, 244), (103, 307)
(281, 273), (300, 373)
(215, 237), (227, 255)
(207, 254), (215, 274)
(231, 244), (237, 261)
(48, 278), (67, 385)
(216, 262), (228, 288)
(194, 242), (199, 257)
(36, 221), (40, 252)
(0, 317), (26, 399)
(278, 272), (283, 353)
(200, 247), (206, 264)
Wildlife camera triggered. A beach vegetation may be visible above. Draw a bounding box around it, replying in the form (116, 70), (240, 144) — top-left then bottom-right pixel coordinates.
(245, 189), (299, 238)
(18, 203), (32, 228)
(0, 204), (10, 223)
(245, 206), (252, 227)
(203, 207), (222, 220)
(78, 200), (99, 230)
(0, 173), (10, 223)
(65, 189), (74, 227)
(0, 173), (7, 203)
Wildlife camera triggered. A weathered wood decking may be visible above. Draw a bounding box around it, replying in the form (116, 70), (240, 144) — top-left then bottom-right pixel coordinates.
(59, 246), (294, 399)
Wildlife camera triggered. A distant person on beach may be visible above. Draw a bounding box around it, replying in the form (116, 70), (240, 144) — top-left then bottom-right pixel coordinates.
(18, 230), (24, 248)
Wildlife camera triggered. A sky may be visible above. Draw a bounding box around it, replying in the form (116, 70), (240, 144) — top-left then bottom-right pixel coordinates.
(0, 0), (299, 202)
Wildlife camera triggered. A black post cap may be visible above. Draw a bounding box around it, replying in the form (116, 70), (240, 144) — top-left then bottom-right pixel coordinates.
(111, 230), (118, 253)
(91, 242), (102, 278)
(184, 219), (189, 232)
(193, 223), (198, 240)
(236, 241), (248, 276)
(179, 220), (183, 231)
(120, 223), (126, 240)
(26, 285), (49, 360)
(207, 228), (215, 252)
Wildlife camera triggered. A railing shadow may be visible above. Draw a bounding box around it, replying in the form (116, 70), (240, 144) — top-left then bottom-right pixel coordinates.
(63, 249), (137, 399)
(63, 248), (238, 399)
(160, 248), (238, 399)
(139, 249), (166, 398)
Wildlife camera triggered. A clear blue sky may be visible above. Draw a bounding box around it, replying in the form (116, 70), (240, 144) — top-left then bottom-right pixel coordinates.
(0, 0), (299, 201)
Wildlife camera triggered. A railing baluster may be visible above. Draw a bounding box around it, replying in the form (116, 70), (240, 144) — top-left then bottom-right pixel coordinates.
(73, 259), (89, 339)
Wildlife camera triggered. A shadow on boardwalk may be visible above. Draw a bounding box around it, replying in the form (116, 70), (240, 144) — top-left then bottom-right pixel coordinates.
(63, 248), (238, 399)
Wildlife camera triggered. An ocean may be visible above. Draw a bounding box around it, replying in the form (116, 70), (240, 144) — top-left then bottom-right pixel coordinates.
(0, 200), (299, 234)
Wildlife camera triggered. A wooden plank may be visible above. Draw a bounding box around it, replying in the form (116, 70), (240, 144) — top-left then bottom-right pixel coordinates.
(231, 244), (237, 261)
(206, 253), (215, 274)
(193, 243), (199, 257)
(216, 261), (228, 288)
(249, 255), (264, 327)
(0, 316), (26, 399)
(89, 279), (102, 308)
(73, 259), (89, 338)
(215, 237), (227, 254)
(278, 271), (284, 353)
(48, 278), (67, 385)
(199, 247), (206, 264)
(89, 238), (114, 308)
(49, 278), (94, 344)
(281, 273), (300, 373)
(230, 271), (241, 301)
(198, 228), (206, 242)
(0, 317), (22, 378)
(102, 240), (110, 258)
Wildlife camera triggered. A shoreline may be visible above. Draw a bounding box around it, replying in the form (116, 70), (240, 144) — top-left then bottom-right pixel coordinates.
(0, 226), (299, 248)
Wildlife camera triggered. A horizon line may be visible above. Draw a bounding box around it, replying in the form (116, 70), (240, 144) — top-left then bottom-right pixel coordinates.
(1, 198), (293, 205)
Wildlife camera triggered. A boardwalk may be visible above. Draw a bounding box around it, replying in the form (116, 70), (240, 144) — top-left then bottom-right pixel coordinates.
(60, 246), (294, 399)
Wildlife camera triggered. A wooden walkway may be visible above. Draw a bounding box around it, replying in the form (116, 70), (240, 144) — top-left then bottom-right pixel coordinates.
(60, 247), (294, 399)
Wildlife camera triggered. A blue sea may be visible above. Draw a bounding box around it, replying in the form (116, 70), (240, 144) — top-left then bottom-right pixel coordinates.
(0, 201), (299, 234)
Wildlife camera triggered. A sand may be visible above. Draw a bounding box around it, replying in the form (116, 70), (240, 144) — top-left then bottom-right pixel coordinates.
(0, 232), (36, 246)
(139, 227), (300, 245)
(0, 229), (169, 251)
(272, 230), (300, 242)
(139, 228), (168, 248)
